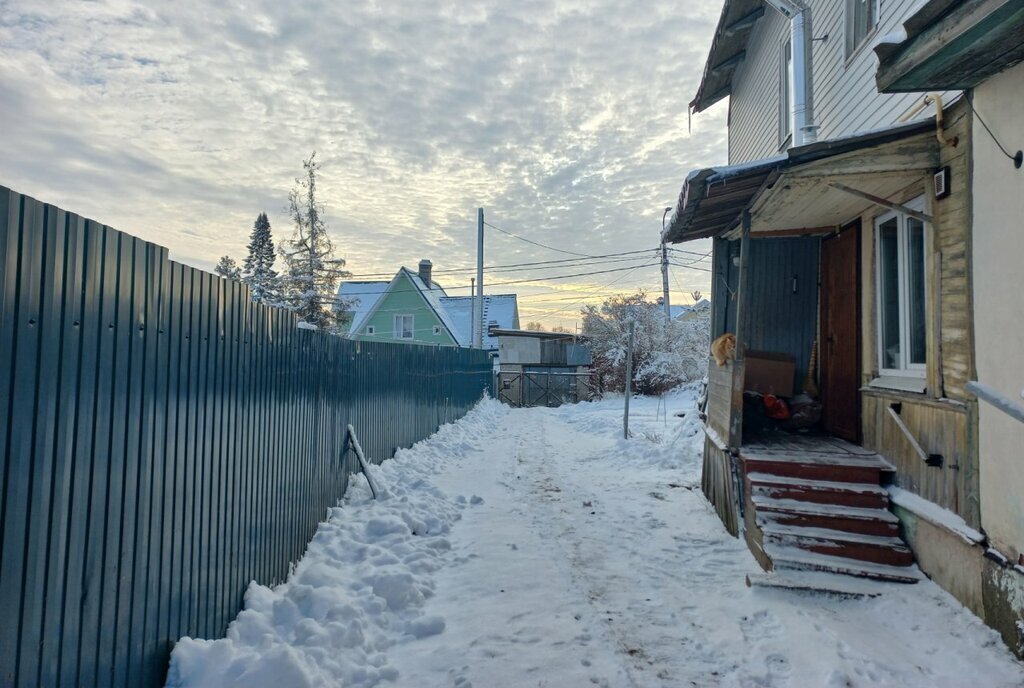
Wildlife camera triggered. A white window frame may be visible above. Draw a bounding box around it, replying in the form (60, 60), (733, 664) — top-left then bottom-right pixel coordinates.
(432, 325), (441, 335)
(366, 325), (375, 335)
(779, 36), (793, 149)
(393, 314), (414, 339)
(873, 196), (927, 385)
(845, 0), (880, 60)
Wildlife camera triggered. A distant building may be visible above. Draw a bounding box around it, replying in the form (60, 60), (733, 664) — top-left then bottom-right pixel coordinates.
(337, 259), (519, 349)
(493, 328), (593, 407)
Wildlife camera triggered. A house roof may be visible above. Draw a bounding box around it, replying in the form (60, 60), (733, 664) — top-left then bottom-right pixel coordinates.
(490, 328), (581, 341)
(875, 0), (1024, 92)
(440, 293), (520, 349)
(690, 0), (765, 113)
(671, 299), (711, 319)
(337, 281), (388, 334)
(662, 118), (938, 243)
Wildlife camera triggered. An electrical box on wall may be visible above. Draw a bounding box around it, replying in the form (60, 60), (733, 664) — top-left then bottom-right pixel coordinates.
(934, 165), (951, 200)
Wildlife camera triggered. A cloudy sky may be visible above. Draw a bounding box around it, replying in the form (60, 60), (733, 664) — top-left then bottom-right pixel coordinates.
(0, 0), (727, 328)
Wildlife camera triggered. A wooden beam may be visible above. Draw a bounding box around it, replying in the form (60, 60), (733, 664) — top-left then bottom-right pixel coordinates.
(876, 0), (1024, 92)
(827, 182), (934, 223)
(724, 7), (765, 36)
(729, 211), (752, 451)
(751, 226), (836, 237)
(710, 51), (746, 76)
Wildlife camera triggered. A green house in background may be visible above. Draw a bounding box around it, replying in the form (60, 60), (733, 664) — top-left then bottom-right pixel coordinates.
(339, 260), (458, 345)
(337, 259), (520, 348)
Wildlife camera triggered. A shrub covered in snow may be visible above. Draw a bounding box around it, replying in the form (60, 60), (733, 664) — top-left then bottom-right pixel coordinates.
(581, 290), (709, 395)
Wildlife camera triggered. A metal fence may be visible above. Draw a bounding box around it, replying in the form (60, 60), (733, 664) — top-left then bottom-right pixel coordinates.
(0, 186), (493, 687)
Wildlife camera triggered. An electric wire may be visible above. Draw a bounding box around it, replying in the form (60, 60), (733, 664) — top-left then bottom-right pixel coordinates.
(483, 220), (597, 258)
(965, 90), (1020, 164)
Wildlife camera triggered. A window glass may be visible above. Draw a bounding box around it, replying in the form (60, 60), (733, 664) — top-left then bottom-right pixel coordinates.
(907, 217), (927, 365)
(394, 315), (413, 339)
(849, 0), (877, 55)
(878, 216), (901, 369)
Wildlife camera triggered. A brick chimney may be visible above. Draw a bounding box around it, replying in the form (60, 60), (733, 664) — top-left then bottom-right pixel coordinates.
(418, 259), (433, 287)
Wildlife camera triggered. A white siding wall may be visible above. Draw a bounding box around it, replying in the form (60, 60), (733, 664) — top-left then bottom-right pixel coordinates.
(728, 0), (955, 164)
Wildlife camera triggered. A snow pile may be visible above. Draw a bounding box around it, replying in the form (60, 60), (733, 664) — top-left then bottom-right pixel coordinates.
(165, 400), (506, 688)
(167, 391), (1024, 688)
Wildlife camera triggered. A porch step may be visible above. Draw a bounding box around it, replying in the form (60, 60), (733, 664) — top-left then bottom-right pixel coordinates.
(753, 496), (900, 537)
(748, 473), (890, 509)
(743, 451), (894, 484)
(762, 523), (914, 567)
(745, 570), (894, 598)
(769, 547), (924, 584)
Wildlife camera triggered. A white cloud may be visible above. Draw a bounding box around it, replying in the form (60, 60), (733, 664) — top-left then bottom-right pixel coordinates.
(0, 0), (728, 325)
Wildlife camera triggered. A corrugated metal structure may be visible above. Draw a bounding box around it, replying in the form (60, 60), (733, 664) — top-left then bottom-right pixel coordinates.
(712, 236), (820, 387)
(0, 186), (493, 687)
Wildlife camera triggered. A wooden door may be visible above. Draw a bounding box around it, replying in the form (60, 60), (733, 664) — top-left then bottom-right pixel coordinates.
(821, 222), (861, 442)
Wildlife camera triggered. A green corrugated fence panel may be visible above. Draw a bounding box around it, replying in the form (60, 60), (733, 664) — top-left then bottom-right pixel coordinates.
(0, 186), (493, 687)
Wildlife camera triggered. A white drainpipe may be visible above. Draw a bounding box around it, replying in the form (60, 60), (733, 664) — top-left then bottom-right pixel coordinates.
(764, 0), (817, 146)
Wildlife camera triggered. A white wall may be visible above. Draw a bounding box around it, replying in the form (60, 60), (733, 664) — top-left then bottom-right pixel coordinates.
(972, 61), (1024, 557)
(728, 0), (952, 164)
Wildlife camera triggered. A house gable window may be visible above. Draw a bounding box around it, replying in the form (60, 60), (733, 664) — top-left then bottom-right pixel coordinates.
(846, 0), (879, 58)
(780, 37), (792, 148)
(874, 197), (927, 386)
(432, 325), (441, 335)
(394, 314), (414, 339)
(366, 325), (375, 335)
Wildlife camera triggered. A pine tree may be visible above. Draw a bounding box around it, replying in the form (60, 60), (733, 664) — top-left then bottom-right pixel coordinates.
(242, 212), (278, 304)
(278, 152), (351, 328)
(214, 255), (241, 280)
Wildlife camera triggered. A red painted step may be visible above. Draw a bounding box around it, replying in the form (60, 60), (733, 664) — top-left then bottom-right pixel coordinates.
(747, 473), (890, 510)
(753, 496), (900, 538)
(761, 523), (914, 567)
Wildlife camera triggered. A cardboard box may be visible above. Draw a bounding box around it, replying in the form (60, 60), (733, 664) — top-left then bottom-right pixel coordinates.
(744, 350), (795, 397)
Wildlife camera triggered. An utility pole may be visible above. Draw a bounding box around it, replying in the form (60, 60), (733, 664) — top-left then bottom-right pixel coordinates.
(661, 207), (672, 322)
(475, 208), (484, 348)
(623, 319), (635, 439)
(470, 277), (476, 347)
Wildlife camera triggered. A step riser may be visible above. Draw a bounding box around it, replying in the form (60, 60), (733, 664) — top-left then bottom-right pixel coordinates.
(758, 511), (899, 538)
(764, 535), (914, 567)
(750, 482), (888, 508)
(750, 483), (889, 510)
(744, 459), (883, 484)
(773, 560), (920, 584)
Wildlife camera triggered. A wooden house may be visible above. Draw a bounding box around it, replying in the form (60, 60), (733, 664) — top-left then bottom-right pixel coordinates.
(876, 0), (1024, 656)
(666, 0), (1024, 653)
(337, 259), (519, 349)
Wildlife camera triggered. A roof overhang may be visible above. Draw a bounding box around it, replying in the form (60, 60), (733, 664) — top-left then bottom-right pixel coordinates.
(876, 0), (1024, 92)
(691, 0), (765, 113)
(663, 119), (939, 243)
(490, 328), (582, 341)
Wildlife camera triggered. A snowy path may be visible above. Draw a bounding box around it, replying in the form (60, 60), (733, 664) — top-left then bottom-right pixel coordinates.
(167, 391), (1024, 688)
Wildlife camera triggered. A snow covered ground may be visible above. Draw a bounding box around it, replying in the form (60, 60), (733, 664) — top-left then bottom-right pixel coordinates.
(165, 388), (1024, 687)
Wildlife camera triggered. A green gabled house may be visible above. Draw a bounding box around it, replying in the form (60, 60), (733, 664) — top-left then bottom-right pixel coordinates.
(339, 260), (460, 345)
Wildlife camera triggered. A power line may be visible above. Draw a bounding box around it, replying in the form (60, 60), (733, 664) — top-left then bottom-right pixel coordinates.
(483, 220), (597, 258)
(332, 261), (662, 300)
(486, 262), (662, 287)
(343, 248), (660, 279)
(522, 262), (653, 321)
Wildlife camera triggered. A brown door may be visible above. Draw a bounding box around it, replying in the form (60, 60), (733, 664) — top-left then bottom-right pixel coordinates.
(821, 221), (861, 442)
